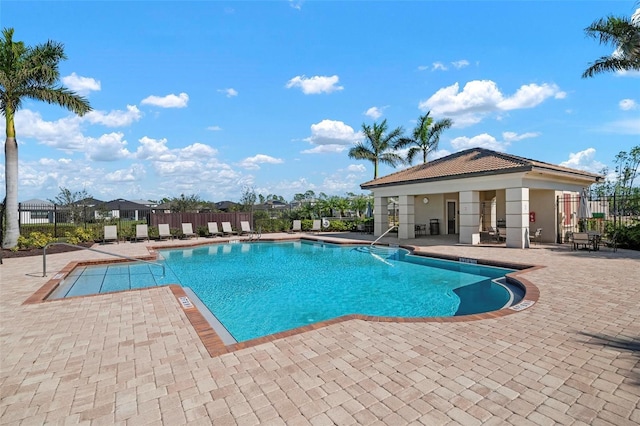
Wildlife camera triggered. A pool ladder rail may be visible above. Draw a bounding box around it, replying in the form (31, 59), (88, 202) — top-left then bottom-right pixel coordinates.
(42, 242), (165, 278)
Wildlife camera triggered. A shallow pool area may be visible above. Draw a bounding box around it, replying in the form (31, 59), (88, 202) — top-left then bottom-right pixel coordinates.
(49, 240), (520, 343)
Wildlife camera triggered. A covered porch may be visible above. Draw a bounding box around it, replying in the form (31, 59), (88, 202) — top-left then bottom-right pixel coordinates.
(361, 148), (602, 249)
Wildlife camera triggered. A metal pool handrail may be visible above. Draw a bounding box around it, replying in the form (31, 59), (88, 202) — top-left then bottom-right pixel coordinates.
(42, 242), (165, 277)
(370, 225), (397, 247)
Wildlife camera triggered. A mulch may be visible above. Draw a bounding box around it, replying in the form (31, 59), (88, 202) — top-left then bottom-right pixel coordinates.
(1, 241), (95, 260)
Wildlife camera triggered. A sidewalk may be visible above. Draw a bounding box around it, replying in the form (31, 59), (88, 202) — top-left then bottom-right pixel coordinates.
(1, 235), (639, 424)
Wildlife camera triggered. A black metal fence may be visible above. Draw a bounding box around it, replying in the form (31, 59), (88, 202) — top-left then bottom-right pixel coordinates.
(556, 193), (640, 243)
(6, 202), (256, 240)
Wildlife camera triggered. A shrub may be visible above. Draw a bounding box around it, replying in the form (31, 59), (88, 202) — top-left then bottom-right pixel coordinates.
(197, 226), (208, 237)
(64, 227), (95, 245)
(14, 231), (56, 250)
(613, 221), (640, 250)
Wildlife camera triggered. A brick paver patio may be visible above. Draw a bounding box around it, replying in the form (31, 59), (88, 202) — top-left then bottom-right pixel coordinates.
(1, 234), (638, 425)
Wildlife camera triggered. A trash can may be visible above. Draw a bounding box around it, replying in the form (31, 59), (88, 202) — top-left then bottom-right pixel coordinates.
(429, 219), (439, 235)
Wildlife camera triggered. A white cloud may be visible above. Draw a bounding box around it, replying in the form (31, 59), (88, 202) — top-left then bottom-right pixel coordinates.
(141, 92), (189, 108)
(289, 0), (303, 10)
(238, 154), (284, 170)
(450, 133), (509, 152)
(302, 119), (361, 154)
(346, 164), (366, 173)
(61, 72), (101, 96)
(619, 99), (637, 110)
(432, 62), (447, 71)
(85, 132), (131, 161)
(420, 80), (564, 127)
(207, 125), (222, 131)
(285, 75), (343, 94)
(417, 65), (429, 71)
(559, 148), (606, 173)
(615, 69), (640, 78)
(502, 131), (540, 142)
(84, 105), (142, 127)
(451, 60), (469, 69)
(104, 165), (146, 183)
(364, 106), (385, 119)
(14, 109), (86, 151)
(218, 88), (238, 98)
(598, 118), (640, 135)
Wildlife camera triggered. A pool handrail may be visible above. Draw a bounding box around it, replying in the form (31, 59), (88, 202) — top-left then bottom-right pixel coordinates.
(42, 242), (165, 277)
(370, 225), (397, 247)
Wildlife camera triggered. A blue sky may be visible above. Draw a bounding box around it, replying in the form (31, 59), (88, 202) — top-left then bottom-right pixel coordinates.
(1, 1), (639, 203)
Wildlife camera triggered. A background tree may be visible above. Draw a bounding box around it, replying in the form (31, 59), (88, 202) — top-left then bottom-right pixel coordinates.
(395, 112), (453, 164)
(49, 187), (91, 224)
(1, 28), (92, 248)
(348, 119), (405, 179)
(239, 186), (257, 212)
(582, 9), (640, 78)
(170, 194), (202, 212)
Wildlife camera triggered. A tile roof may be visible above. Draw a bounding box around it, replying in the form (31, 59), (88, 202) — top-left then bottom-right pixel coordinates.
(361, 147), (603, 189)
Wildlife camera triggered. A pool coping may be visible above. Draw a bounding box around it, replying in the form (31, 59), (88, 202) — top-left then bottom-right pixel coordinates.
(24, 237), (541, 357)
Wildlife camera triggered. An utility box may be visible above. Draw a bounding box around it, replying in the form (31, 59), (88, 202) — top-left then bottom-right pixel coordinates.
(430, 219), (440, 235)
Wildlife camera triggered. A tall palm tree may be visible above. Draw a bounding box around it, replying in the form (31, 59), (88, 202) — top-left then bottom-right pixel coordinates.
(1, 28), (92, 248)
(582, 10), (640, 78)
(394, 112), (453, 165)
(348, 119), (405, 179)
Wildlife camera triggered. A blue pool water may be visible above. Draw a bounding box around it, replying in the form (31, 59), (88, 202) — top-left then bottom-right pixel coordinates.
(50, 241), (517, 342)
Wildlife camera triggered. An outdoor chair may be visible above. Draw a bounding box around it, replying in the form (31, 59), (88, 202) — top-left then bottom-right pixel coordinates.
(181, 223), (197, 239)
(601, 231), (618, 252)
(158, 224), (173, 240)
(310, 220), (321, 233)
(572, 232), (593, 251)
(221, 222), (237, 236)
(289, 220), (302, 233)
(134, 224), (149, 242)
(103, 225), (118, 244)
(530, 228), (542, 245)
(239, 221), (253, 236)
(487, 227), (501, 243)
(207, 222), (222, 237)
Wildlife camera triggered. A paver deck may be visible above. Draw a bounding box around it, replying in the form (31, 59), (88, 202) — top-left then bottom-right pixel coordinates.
(1, 233), (639, 425)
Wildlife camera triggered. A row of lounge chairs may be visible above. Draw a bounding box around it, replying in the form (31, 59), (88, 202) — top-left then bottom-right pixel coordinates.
(103, 220), (325, 243)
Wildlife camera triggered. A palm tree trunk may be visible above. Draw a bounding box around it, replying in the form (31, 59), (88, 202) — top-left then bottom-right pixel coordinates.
(3, 136), (19, 248)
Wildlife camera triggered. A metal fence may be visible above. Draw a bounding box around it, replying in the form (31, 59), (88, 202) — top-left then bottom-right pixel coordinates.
(4, 201), (256, 240)
(556, 193), (639, 243)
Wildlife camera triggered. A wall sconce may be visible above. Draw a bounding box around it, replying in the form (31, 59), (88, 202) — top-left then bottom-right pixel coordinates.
(422, 197), (429, 204)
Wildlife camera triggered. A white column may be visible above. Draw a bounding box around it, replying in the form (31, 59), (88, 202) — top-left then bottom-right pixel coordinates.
(398, 195), (415, 239)
(506, 187), (530, 248)
(373, 196), (388, 237)
(459, 191), (480, 244)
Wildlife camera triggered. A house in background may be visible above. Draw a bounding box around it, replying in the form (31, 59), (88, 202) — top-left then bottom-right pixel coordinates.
(19, 199), (55, 224)
(360, 148), (602, 248)
(95, 199), (150, 221)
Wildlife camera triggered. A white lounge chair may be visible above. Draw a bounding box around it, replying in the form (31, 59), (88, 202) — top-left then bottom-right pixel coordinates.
(290, 220), (302, 233)
(207, 222), (222, 237)
(103, 225), (118, 244)
(310, 219), (321, 233)
(221, 222), (237, 236)
(158, 224), (173, 240)
(181, 223), (197, 239)
(134, 224), (149, 242)
(240, 221), (253, 235)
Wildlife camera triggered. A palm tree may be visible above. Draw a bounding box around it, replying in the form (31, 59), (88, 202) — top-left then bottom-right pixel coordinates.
(582, 10), (640, 78)
(1, 28), (92, 248)
(395, 112), (453, 165)
(348, 119), (405, 179)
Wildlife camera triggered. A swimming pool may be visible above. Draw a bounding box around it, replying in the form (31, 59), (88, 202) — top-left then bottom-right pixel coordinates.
(50, 240), (520, 342)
